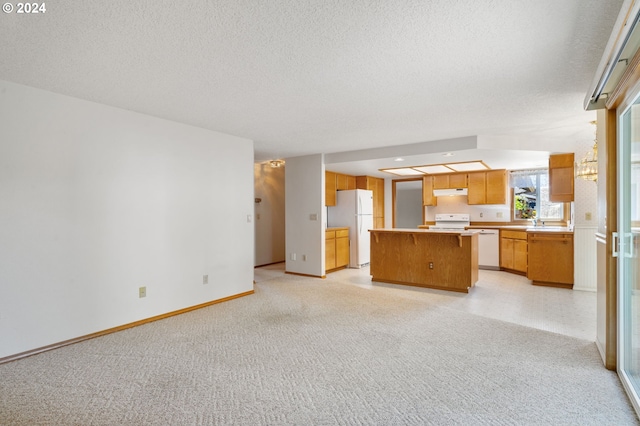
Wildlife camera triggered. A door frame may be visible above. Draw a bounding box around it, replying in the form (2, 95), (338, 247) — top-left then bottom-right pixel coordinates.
(392, 178), (424, 228)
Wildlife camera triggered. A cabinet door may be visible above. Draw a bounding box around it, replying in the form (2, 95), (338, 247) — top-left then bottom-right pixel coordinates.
(467, 172), (486, 205)
(549, 153), (574, 202)
(528, 234), (573, 284)
(326, 171), (337, 206)
(346, 175), (357, 190)
(486, 170), (507, 204)
(356, 176), (372, 190)
(375, 177), (385, 223)
(423, 176), (437, 206)
(433, 174), (449, 189)
(449, 173), (467, 188)
(500, 237), (514, 269)
(513, 239), (528, 273)
(325, 232), (336, 271)
(336, 173), (348, 190)
(336, 235), (350, 267)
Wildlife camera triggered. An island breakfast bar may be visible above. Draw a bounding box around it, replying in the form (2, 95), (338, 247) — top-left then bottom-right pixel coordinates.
(369, 229), (479, 293)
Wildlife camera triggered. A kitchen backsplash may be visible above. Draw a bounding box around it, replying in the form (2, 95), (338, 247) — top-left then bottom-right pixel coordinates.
(424, 196), (510, 222)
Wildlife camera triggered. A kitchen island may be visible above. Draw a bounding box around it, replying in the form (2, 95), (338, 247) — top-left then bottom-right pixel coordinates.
(369, 229), (478, 293)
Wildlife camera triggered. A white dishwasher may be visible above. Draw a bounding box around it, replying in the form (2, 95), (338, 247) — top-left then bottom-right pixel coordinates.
(477, 229), (500, 270)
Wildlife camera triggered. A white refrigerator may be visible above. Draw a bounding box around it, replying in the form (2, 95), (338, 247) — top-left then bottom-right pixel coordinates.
(327, 189), (374, 268)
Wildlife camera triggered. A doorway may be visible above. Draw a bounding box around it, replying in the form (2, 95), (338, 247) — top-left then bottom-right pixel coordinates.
(617, 98), (640, 413)
(392, 178), (424, 228)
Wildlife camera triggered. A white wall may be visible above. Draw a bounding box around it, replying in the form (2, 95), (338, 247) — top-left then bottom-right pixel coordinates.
(573, 124), (600, 292)
(0, 81), (254, 359)
(425, 197), (510, 223)
(284, 154), (324, 276)
(254, 163), (285, 266)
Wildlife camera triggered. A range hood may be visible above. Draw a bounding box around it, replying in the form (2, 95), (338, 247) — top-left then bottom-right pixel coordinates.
(433, 188), (468, 197)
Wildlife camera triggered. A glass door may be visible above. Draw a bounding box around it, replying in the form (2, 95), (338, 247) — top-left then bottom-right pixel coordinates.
(618, 98), (640, 413)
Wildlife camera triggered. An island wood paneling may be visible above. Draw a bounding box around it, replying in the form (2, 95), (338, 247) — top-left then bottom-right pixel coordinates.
(369, 230), (478, 293)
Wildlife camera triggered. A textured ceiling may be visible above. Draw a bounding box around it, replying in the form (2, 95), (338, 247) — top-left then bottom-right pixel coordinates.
(0, 0), (623, 165)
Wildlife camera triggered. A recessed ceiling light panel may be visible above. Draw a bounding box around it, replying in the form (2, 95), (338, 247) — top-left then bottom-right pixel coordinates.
(446, 161), (489, 172)
(379, 167), (424, 176)
(412, 165), (453, 174)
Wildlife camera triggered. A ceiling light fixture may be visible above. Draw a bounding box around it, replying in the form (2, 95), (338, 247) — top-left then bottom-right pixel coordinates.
(269, 160), (285, 168)
(576, 121), (598, 182)
(380, 160), (490, 176)
(394, 157), (405, 162)
(380, 167), (425, 176)
(443, 152), (454, 157)
(446, 161), (489, 172)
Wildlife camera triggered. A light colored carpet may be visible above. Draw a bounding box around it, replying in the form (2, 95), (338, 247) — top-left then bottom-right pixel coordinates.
(0, 268), (637, 425)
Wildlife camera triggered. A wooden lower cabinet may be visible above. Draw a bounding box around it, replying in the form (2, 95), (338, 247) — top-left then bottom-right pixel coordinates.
(325, 230), (337, 270)
(527, 232), (574, 288)
(500, 230), (527, 274)
(326, 228), (349, 273)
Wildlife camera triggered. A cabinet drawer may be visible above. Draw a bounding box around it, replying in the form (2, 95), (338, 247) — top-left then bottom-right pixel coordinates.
(336, 229), (349, 238)
(326, 230), (336, 239)
(528, 233), (573, 242)
(501, 230), (527, 240)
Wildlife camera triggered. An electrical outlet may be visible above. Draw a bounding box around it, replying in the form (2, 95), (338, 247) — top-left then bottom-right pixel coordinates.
(479, 212), (484, 218)
(139, 286), (146, 298)
(290, 253), (296, 261)
(585, 212), (592, 221)
(302, 254), (307, 261)
(497, 212), (503, 218)
(203, 275), (208, 284)
(309, 213), (318, 221)
(246, 214), (252, 223)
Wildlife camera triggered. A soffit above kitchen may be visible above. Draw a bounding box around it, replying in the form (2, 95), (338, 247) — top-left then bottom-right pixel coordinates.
(324, 135), (555, 178)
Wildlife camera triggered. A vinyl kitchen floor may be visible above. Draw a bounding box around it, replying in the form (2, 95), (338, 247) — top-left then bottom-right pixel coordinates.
(255, 263), (596, 342)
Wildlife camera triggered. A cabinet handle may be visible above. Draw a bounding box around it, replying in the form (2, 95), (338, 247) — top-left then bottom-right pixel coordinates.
(612, 232), (619, 257)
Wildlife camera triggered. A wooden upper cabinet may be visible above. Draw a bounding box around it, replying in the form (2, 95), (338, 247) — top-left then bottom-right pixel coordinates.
(375, 177), (385, 223)
(423, 176), (437, 206)
(347, 175), (357, 190)
(326, 171), (358, 206)
(467, 172), (486, 205)
(433, 173), (467, 189)
(433, 174), (450, 189)
(467, 170), (506, 205)
(336, 173), (357, 191)
(485, 170), (507, 204)
(449, 173), (468, 188)
(549, 153), (575, 202)
(325, 171), (337, 206)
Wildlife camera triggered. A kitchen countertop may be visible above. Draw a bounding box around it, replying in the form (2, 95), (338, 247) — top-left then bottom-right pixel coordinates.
(466, 225), (573, 233)
(370, 228), (479, 236)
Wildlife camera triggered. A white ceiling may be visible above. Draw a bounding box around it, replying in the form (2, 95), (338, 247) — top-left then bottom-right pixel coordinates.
(0, 0), (624, 174)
